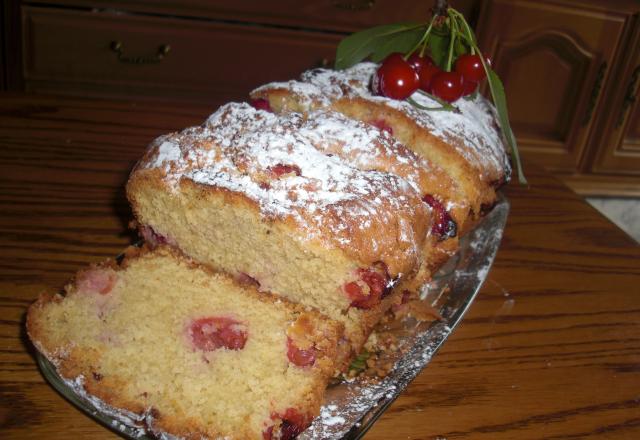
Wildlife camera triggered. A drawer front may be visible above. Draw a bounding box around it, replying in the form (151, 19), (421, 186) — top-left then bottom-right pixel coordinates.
(22, 6), (341, 104)
(24, 0), (447, 33)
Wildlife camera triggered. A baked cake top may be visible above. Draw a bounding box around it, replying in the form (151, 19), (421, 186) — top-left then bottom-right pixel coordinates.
(136, 103), (431, 275)
(253, 62), (512, 185)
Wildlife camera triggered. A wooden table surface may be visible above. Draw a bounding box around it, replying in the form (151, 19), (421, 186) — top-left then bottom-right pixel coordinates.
(1, 93), (639, 439)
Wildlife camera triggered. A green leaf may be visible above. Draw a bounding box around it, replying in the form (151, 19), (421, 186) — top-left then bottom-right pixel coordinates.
(449, 7), (527, 184)
(427, 32), (450, 69)
(485, 67), (528, 184)
(335, 23), (423, 70)
(454, 37), (468, 58)
(370, 26), (427, 63)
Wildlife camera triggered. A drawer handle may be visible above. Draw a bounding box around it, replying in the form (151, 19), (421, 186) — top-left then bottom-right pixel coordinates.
(333, 0), (376, 11)
(109, 41), (171, 64)
(617, 64), (640, 127)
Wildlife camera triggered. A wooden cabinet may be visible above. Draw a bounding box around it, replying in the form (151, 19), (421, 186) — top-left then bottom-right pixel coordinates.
(589, 23), (640, 175)
(17, 0), (445, 107)
(21, 0), (434, 34)
(476, 0), (640, 195)
(21, 6), (341, 105)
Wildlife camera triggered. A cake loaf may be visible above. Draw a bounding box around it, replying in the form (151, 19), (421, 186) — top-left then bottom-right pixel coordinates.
(27, 246), (343, 439)
(126, 102), (434, 356)
(251, 62), (512, 230)
(266, 107), (465, 287)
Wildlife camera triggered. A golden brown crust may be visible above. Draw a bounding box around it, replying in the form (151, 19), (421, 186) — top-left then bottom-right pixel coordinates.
(334, 97), (492, 225)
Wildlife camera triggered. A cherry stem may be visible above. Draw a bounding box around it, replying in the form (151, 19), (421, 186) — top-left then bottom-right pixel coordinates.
(448, 8), (528, 184)
(407, 97), (450, 111)
(411, 91), (458, 112)
(464, 88), (480, 101)
(409, 15), (437, 59)
(446, 18), (459, 71)
(433, 0), (449, 16)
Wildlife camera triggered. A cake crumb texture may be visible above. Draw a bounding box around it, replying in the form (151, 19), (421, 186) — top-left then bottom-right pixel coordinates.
(27, 247), (342, 439)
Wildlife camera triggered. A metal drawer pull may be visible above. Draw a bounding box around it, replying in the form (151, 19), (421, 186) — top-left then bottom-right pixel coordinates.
(109, 41), (170, 64)
(617, 65), (640, 127)
(333, 0), (376, 11)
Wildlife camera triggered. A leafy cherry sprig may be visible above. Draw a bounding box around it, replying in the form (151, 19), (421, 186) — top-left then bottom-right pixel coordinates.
(334, 3), (527, 184)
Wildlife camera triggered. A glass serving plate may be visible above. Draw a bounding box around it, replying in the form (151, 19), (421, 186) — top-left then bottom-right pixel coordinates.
(36, 197), (509, 440)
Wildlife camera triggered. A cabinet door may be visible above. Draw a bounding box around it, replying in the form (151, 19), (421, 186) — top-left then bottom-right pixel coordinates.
(475, 0), (634, 172)
(590, 21), (640, 177)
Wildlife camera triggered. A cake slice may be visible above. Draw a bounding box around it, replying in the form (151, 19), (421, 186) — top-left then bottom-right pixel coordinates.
(250, 62), (512, 230)
(27, 246), (343, 439)
(126, 102), (433, 356)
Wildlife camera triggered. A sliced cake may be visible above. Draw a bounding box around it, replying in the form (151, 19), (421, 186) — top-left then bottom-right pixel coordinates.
(27, 246), (343, 439)
(126, 102), (433, 356)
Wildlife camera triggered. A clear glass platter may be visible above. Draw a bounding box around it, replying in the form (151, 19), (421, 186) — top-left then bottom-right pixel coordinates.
(36, 197), (509, 440)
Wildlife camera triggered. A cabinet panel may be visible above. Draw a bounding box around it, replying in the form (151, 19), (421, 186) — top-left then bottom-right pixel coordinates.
(22, 6), (340, 104)
(590, 23), (640, 176)
(476, 0), (630, 172)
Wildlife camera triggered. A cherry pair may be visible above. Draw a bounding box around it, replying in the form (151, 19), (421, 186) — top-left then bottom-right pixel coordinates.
(374, 52), (487, 102)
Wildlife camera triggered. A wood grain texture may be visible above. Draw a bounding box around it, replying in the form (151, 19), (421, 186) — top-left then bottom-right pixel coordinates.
(1, 93), (639, 439)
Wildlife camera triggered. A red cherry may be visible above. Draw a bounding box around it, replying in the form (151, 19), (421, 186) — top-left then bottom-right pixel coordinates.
(343, 263), (391, 309)
(422, 194), (457, 239)
(430, 71), (465, 102)
(375, 55), (419, 100)
(268, 164), (301, 177)
(286, 337), (317, 367)
(455, 54), (487, 83)
(188, 317), (248, 351)
(382, 52), (406, 66)
(250, 98), (272, 112)
(263, 409), (310, 440)
(407, 53), (434, 72)
(416, 64), (441, 93)
(462, 79), (478, 96)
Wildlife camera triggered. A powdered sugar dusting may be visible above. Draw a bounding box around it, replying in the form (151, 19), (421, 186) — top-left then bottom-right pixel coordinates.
(255, 62), (511, 184)
(137, 102), (430, 273)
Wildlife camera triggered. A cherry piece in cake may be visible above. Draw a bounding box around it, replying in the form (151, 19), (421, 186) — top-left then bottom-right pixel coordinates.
(250, 98), (272, 112)
(344, 262), (391, 309)
(370, 118), (394, 135)
(76, 268), (117, 295)
(140, 225), (174, 247)
(236, 272), (261, 288)
(422, 194), (457, 239)
(286, 337), (317, 367)
(187, 316), (248, 351)
(268, 164), (302, 178)
(263, 408), (311, 440)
